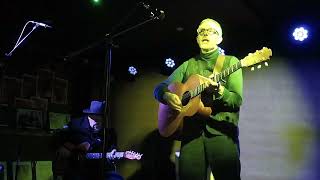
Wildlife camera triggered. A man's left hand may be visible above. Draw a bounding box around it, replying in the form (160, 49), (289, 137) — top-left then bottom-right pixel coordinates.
(199, 74), (224, 96)
(108, 149), (117, 161)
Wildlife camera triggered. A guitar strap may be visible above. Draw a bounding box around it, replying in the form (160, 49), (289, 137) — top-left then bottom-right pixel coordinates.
(213, 54), (225, 77)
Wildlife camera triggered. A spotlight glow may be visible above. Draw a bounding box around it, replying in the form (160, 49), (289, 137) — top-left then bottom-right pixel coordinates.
(128, 66), (138, 75)
(165, 58), (175, 68)
(292, 27), (308, 41)
(92, 0), (101, 6)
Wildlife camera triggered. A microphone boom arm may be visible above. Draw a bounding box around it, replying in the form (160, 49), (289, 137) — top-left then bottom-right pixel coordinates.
(5, 21), (40, 57)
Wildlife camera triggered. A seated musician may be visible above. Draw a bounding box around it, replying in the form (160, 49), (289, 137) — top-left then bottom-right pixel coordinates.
(59, 100), (107, 155)
(53, 100), (122, 180)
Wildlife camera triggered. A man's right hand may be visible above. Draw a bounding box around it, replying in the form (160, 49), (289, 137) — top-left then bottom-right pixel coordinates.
(163, 92), (182, 112)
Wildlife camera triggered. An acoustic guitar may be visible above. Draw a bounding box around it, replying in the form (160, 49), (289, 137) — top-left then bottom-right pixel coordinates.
(158, 47), (272, 137)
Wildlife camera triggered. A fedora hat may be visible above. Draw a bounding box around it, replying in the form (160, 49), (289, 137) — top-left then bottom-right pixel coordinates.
(83, 100), (105, 115)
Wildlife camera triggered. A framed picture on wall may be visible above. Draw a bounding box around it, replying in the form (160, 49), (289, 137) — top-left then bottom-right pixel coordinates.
(48, 112), (70, 130)
(0, 105), (16, 127)
(37, 68), (54, 100)
(16, 108), (44, 129)
(52, 77), (68, 104)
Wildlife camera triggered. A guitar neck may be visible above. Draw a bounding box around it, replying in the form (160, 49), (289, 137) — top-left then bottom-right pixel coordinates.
(213, 61), (242, 82)
(186, 61), (242, 100)
(85, 152), (124, 160)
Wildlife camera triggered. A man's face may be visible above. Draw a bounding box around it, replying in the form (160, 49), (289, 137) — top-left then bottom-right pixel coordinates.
(88, 114), (103, 130)
(196, 21), (222, 52)
(88, 114), (103, 122)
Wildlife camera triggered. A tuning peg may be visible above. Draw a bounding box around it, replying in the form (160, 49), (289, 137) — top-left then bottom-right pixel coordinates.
(251, 67), (255, 71)
(265, 62), (269, 66)
(257, 64), (262, 69)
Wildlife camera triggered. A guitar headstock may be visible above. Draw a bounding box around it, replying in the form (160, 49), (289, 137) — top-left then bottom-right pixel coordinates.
(124, 151), (143, 160)
(240, 47), (272, 68)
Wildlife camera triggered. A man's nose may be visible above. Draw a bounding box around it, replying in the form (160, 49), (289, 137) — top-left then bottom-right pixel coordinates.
(202, 32), (209, 36)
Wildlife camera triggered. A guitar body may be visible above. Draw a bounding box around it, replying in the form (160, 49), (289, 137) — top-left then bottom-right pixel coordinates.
(158, 74), (212, 137)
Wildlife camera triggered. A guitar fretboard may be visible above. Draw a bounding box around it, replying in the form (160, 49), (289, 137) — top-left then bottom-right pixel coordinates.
(86, 152), (124, 160)
(213, 62), (241, 82)
(182, 61), (242, 102)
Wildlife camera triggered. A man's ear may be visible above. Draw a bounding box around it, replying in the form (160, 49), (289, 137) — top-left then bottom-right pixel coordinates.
(217, 36), (223, 45)
(196, 35), (200, 45)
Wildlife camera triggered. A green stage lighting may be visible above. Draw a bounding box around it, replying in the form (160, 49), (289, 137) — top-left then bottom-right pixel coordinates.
(92, 0), (100, 4)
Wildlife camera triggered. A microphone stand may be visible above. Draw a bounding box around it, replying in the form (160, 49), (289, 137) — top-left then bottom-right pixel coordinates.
(1, 20), (50, 89)
(5, 21), (41, 57)
(14, 144), (22, 180)
(2, 22), (47, 180)
(64, 7), (161, 179)
(101, 15), (158, 179)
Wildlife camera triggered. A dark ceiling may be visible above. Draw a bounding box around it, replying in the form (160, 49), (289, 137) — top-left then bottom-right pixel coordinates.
(1, 0), (320, 74)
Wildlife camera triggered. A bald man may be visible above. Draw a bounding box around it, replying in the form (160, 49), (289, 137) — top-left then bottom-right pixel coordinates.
(154, 18), (242, 180)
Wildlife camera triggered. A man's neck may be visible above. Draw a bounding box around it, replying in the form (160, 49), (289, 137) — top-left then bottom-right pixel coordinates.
(201, 47), (217, 54)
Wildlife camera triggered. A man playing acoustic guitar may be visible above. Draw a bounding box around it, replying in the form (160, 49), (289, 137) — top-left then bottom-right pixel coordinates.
(154, 18), (243, 180)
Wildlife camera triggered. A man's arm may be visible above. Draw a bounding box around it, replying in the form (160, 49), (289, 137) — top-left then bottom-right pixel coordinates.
(153, 61), (189, 112)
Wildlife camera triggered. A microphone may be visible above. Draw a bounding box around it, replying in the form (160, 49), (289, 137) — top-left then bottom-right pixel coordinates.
(139, 2), (165, 20)
(30, 21), (52, 28)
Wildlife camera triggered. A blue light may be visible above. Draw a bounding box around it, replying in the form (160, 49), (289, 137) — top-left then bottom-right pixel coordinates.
(218, 47), (225, 55)
(128, 66), (138, 75)
(165, 58), (175, 68)
(292, 27), (308, 42)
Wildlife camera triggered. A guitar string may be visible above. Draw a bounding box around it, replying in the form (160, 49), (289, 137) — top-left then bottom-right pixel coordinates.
(181, 62), (241, 103)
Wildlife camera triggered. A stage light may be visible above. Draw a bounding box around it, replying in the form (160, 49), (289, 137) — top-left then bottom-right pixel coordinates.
(128, 66), (138, 75)
(165, 58), (175, 68)
(92, 0), (101, 5)
(292, 27), (308, 42)
(218, 47), (225, 55)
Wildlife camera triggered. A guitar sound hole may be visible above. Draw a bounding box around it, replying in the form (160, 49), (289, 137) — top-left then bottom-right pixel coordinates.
(181, 91), (191, 106)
